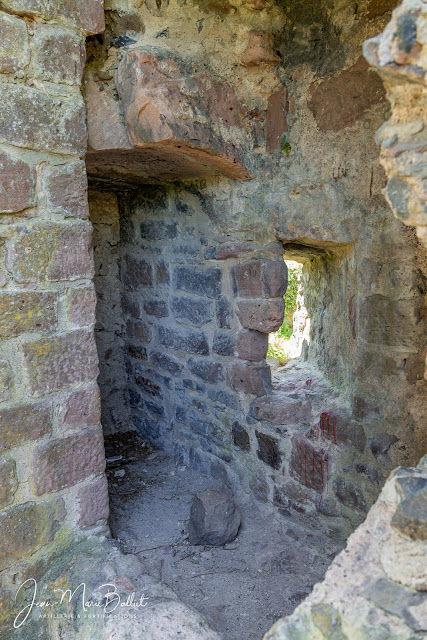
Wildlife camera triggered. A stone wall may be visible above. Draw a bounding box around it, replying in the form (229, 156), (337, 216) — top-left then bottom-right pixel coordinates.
(0, 1), (109, 628)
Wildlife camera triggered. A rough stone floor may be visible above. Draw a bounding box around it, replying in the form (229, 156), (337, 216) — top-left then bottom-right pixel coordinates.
(107, 439), (343, 640)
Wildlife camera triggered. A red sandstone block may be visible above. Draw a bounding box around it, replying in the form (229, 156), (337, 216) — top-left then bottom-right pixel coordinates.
(6, 221), (94, 283)
(0, 402), (52, 452)
(0, 0), (105, 35)
(0, 84), (86, 155)
(78, 475), (109, 529)
(233, 260), (287, 299)
(21, 330), (99, 397)
(0, 151), (35, 213)
(59, 385), (101, 431)
(31, 426), (105, 496)
(290, 433), (330, 493)
(66, 286), (96, 327)
(265, 88), (288, 153)
(41, 162), (89, 218)
(31, 24), (85, 85)
(0, 291), (57, 337)
(237, 299), (285, 333)
(0, 456), (18, 508)
(236, 330), (268, 362)
(0, 13), (29, 74)
(252, 394), (312, 424)
(228, 362), (271, 396)
(0, 498), (66, 571)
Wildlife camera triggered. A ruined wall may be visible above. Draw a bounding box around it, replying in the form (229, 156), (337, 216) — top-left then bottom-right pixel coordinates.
(86, 0), (426, 536)
(0, 1), (109, 628)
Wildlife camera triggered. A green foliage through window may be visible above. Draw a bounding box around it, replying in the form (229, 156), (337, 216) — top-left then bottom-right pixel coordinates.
(267, 263), (301, 360)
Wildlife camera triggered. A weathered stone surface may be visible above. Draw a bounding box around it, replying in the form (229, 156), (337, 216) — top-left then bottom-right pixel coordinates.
(0, 456), (18, 508)
(391, 476), (427, 540)
(216, 297), (233, 329)
(123, 255), (153, 289)
(235, 330), (268, 361)
(228, 362), (271, 396)
(311, 410), (366, 452)
(369, 432), (399, 464)
(188, 489), (241, 546)
(0, 499), (65, 571)
(0, 150), (34, 213)
(354, 461), (382, 485)
(126, 319), (152, 343)
(114, 48), (251, 181)
(144, 300), (169, 318)
(6, 221), (94, 283)
(31, 24), (85, 85)
(78, 476), (109, 529)
(265, 88), (288, 153)
(308, 57), (386, 132)
(232, 421), (250, 451)
(232, 260), (287, 298)
(0, 0), (105, 34)
(256, 431), (282, 470)
(0, 85), (86, 155)
(0, 291), (57, 337)
(171, 296), (214, 326)
(0, 358), (13, 402)
(59, 385), (101, 431)
(253, 395), (311, 425)
(212, 331), (235, 356)
(156, 260), (170, 285)
(140, 220), (178, 240)
(240, 31), (280, 67)
(66, 286), (96, 327)
(0, 402), (51, 452)
(174, 266), (222, 299)
(265, 463), (427, 640)
(334, 477), (368, 512)
(150, 350), (183, 375)
(21, 330), (99, 397)
(31, 427), (105, 496)
(0, 13), (29, 74)
(237, 299), (285, 333)
(290, 434), (328, 492)
(359, 295), (420, 348)
(41, 162), (89, 218)
(158, 326), (209, 355)
(187, 358), (224, 382)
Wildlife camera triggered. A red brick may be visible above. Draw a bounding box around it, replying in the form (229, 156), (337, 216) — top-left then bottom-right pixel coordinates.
(0, 291), (57, 337)
(237, 299), (285, 333)
(41, 162), (89, 218)
(6, 221), (94, 283)
(59, 385), (101, 431)
(66, 286), (96, 327)
(0, 402), (52, 452)
(31, 427), (105, 496)
(235, 330), (268, 361)
(228, 362), (271, 396)
(21, 330), (99, 397)
(0, 151), (35, 213)
(78, 475), (109, 529)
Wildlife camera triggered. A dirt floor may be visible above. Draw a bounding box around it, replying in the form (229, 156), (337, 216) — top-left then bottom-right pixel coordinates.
(106, 434), (343, 640)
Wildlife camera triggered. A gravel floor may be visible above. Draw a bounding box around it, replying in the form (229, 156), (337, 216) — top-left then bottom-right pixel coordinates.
(107, 443), (342, 640)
